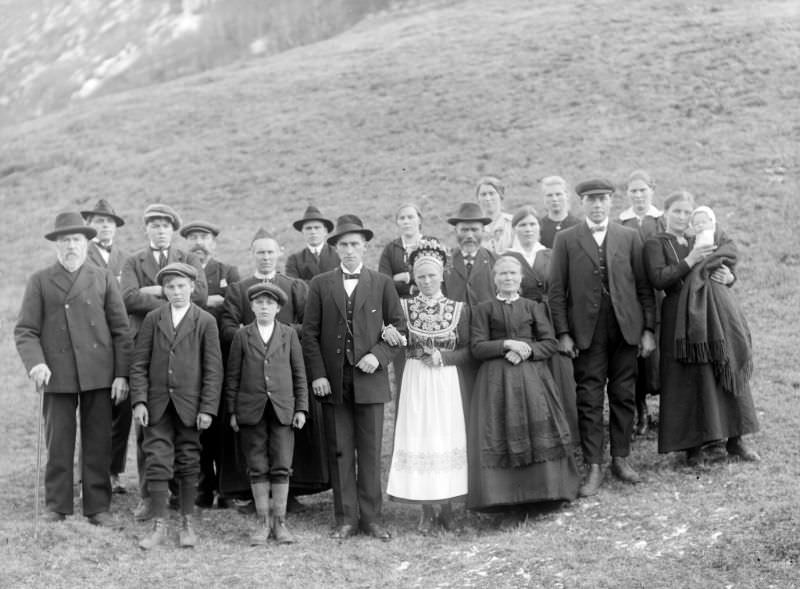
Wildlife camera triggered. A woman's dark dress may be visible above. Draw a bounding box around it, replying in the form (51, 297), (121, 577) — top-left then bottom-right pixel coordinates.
(467, 298), (579, 510)
(644, 233), (758, 453)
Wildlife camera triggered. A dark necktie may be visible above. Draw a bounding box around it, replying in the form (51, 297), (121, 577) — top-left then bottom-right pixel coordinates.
(464, 255), (475, 275)
(151, 248), (168, 268)
(343, 273), (360, 280)
(97, 242), (112, 253)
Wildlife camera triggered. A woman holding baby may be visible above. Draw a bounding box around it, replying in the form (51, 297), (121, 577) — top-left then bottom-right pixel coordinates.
(643, 191), (760, 467)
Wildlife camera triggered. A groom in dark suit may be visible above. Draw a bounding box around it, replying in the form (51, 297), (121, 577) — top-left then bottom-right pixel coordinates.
(549, 178), (656, 497)
(302, 214), (404, 540)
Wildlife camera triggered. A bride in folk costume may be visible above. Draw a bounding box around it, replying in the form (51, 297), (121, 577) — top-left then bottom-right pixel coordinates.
(386, 239), (471, 534)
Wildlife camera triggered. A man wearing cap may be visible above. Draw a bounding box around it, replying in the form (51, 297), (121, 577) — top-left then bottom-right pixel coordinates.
(548, 178), (656, 497)
(443, 202), (498, 307)
(538, 176), (580, 249)
(121, 204), (208, 337)
(81, 199), (133, 494)
(285, 206), (340, 282)
(130, 262), (223, 549)
(180, 220), (240, 507)
(180, 221), (240, 320)
(302, 214), (404, 541)
(121, 203), (208, 517)
(219, 229), (308, 500)
(15, 212), (132, 526)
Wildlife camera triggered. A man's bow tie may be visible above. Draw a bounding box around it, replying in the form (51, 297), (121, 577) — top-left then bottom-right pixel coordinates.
(590, 224), (607, 233)
(343, 272), (360, 280)
(97, 242), (112, 253)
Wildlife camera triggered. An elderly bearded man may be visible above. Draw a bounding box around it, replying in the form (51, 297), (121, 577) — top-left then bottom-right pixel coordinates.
(15, 212), (132, 526)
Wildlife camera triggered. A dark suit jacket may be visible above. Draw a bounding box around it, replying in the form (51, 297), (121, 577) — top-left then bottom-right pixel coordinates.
(302, 268), (404, 405)
(220, 273), (307, 347)
(86, 241), (129, 283)
(121, 246), (208, 336)
(202, 258), (240, 323)
(548, 222), (655, 350)
(15, 262), (132, 393)
(129, 303), (222, 427)
(443, 247), (497, 306)
(285, 245), (340, 282)
(225, 321), (308, 425)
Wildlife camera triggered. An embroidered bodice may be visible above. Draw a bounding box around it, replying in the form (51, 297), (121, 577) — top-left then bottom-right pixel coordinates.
(402, 293), (464, 358)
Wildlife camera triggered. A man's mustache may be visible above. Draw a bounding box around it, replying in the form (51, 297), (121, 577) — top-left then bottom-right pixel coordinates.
(191, 245), (209, 255)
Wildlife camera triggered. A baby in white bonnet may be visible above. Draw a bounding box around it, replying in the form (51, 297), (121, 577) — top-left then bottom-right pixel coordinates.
(690, 205), (716, 248)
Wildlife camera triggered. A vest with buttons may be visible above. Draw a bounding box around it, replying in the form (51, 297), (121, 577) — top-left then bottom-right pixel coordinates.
(344, 288), (356, 365)
(597, 238), (610, 292)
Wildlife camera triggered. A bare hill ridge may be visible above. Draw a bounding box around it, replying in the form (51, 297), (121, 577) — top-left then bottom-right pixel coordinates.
(1, 2), (799, 586)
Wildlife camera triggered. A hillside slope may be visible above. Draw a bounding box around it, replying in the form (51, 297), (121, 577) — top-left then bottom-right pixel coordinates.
(1, 1), (799, 586)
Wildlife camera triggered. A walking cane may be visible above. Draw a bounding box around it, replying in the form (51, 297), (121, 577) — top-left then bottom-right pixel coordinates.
(34, 382), (44, 540)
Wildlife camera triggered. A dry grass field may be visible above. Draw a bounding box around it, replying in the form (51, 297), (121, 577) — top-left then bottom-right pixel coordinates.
(1, 0), (799, 587)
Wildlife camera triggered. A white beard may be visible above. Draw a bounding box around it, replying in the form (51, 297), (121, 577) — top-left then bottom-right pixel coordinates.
(58, 255), (85, 273)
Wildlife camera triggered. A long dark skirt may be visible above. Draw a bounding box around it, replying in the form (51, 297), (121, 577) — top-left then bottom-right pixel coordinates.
(467, 358), (579, 510)
(658, 292), (759, 453)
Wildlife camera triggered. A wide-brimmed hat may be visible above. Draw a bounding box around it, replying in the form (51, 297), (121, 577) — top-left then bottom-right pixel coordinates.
(80, 199), (125, 226)
(293, 205), (334, 232)
(180, 221), (220, 238)
(247, 282), (288, 306)
(447, 202), (491, 226)
(156, 262), (197, 285)
(143, 203), (181, 230)
(45, 211), (97, 241)
(326, 214), (374, 246)
(575, 178), (615, 197)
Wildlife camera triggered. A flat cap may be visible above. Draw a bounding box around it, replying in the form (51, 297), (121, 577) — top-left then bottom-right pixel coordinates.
(575, 178), (615, 197)
(180, 221), (220, 238)
(143, 203), (181, 230)
(247, 282), (288, 306)
(156, 262), (197, 285)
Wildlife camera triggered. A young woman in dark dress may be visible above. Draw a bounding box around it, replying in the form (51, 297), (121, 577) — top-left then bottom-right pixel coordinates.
(643, 191), (760, 467)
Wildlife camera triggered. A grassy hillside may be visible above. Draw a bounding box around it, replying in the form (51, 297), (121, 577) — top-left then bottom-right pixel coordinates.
(1, 0), (799, 587)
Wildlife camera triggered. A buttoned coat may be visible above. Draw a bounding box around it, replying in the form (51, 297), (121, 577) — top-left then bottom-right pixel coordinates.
(302, 268), (404, 405)
(120, 246), (208, 336)
(15, 262), (132, 393)
(129, 303), (222, 427)
(220, 273), (307, 347)
(86, 241), (129, 283)
(225, 321), (308, 426)
(201, 257), (240, 322)
(443, 247), (497, 307)
(284, 244), (340, 282)
(548, 222), (655, 350)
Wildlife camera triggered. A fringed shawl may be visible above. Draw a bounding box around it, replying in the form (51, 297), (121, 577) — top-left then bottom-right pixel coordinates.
(674, 231), (753, 395)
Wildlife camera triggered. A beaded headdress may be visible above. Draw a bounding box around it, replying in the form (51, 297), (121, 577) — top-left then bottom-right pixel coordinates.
(409, 238), (447, 269)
